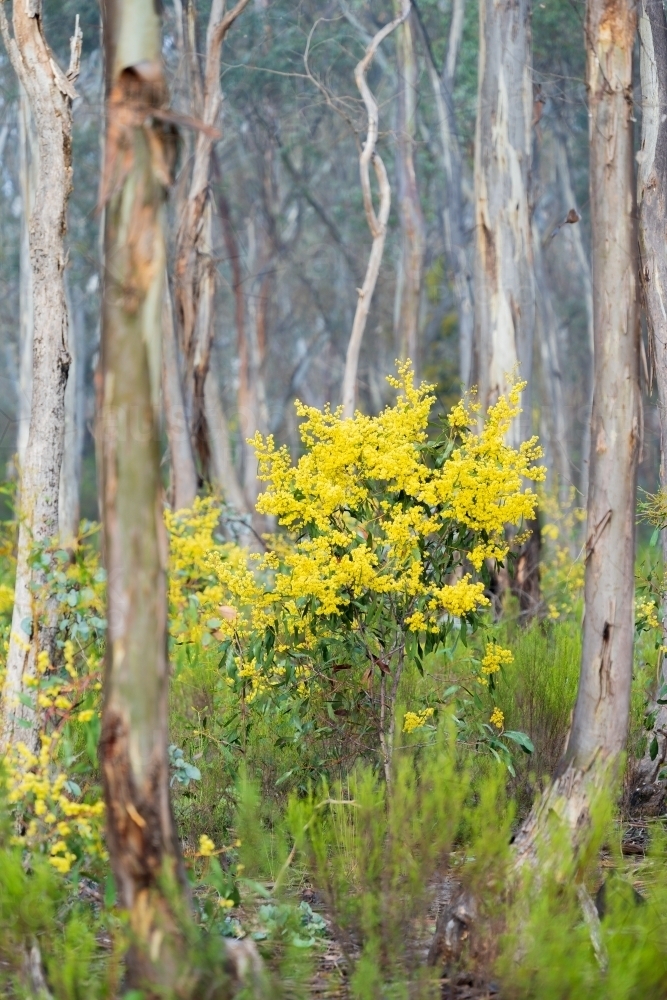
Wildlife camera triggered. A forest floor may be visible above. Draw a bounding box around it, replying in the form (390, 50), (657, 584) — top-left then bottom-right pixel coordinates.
(301, 814), (658, 1000)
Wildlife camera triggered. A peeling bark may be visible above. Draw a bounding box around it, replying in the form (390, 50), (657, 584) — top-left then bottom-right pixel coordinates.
(98, 1), (188, 988)
(634, 0), (667, 803)
(0, 7), (81, 753)
(473, 0), (535, 447)
(172, 0), (251, 506)
(162, 275), (199, 511)
(514, 0), (639, 857)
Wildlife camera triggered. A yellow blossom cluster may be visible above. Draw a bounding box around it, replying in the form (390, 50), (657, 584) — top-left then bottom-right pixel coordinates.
(489, 707), (505, 730)
(403, 708), (435, 734)
(0, 582), (13, 617)
(637, 598), (661, 632)
(165, 497), (232, 645)
(481, 644), (514, 676)
(198, 834), (216, 857)
(4, 642), (105, 874)
(7, 729), (105, 874)
(206, 367), (543, 660)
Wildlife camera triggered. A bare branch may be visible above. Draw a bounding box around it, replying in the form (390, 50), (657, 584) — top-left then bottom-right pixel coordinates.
(340, 1), (410, 419)
(355, 1), (410, 236)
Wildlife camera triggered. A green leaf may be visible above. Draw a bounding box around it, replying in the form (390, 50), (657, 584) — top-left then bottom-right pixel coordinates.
(650, 735), (659, 761)
(650, 528), (660, 547)
(18, 693), (35, 710)
(504, 731), (534, 754)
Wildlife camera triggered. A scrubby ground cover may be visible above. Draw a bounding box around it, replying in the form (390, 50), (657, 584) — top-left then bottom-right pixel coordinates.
(0, 376), (666, 998)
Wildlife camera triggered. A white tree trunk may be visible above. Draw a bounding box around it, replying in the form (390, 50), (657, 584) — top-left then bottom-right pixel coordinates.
(0, 7), (80, 753)
(16, 86), (36, 474)
(473, 0), (535, 446)
(162, 276), (198, 511)
(634, 0), (667, 803)
(554, 135), (595, 503)
(59, 279), (85, 546)
(204, 360), (246, 514)
(514, 0), (639, 860)
(532, 219), (570, 505)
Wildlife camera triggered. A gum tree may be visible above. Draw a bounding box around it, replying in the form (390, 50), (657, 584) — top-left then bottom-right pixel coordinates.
(515, 0), (639, 858)
(634, 0), (667, 800)
(0, 0), (81, 753)
(473, 0), (534, 449)
(97, 0), (187, 988)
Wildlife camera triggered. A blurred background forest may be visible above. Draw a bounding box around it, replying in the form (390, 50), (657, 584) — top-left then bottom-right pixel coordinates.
(1, 0), (653, 519)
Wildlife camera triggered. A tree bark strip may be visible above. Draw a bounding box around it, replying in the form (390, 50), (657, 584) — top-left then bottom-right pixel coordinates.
(473, 0), (535, 447)
(634, 0), (667, 801)
(172, 0), (250, 506)
(514, 0), (639, 861)
(554, 134), (595, 503)
(0, 5), (80, 753)
(98, 0), (188, 987)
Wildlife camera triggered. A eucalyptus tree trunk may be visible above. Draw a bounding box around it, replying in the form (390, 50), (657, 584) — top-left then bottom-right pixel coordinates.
(98, 1), (189, 987)
(239, 215), (271, 513)
(172, 0), (250, 507)
(162, 276), (199, 511)
(16, 87), (36, 473)
(515, 0), (639, 860)
(415, 0), (474, 386)
(204, 362), (246, 515)
(0, 6), (80, 754)
(393, 7), (424, 368)
(554, 133), (595, 504)
(473, 0), (534, 448)
(59, 280), (85, 546)
(634, 0), (667, 805)
(532, 219), (570, 506)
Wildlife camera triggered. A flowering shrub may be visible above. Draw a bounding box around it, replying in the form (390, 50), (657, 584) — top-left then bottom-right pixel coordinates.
(203, 366), (543, 777)
(1, 532), (107, 875)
